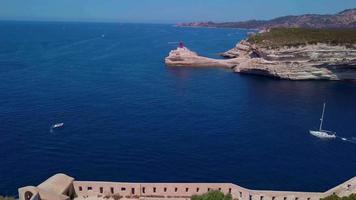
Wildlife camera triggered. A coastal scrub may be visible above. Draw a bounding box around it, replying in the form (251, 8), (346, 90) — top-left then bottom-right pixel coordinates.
(247, 28), (356, 48)
(321, 194), (356, 200)
(191, 190), (232, 200)
(0, 196), (15, 200)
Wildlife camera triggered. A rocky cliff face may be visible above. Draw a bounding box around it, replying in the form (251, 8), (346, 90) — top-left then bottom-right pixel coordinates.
(165, 42), (356, 80)
(222, 40), (356, 80)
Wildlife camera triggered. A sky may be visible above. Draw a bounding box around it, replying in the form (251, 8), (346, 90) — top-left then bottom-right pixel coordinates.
(0, 0), (355, 23)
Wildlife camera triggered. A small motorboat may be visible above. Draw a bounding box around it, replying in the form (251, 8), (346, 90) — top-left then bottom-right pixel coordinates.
(309, 103), (336, 139)
(52, 123), (64, 128)
(49, 123), (64, 133)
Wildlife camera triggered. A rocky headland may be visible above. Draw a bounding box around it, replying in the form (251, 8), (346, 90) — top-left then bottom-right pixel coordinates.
(165, 47), (240, 68)
(165, 28), (356, 80)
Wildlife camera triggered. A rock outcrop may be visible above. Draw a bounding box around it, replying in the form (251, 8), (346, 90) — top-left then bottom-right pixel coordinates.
(165, 47), (239, 68)
(165, 41), (356, 80)
(223, 40), (356, 80)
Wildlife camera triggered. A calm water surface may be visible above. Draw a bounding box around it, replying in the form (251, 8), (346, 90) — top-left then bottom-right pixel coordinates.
(0, 22), (356, 195)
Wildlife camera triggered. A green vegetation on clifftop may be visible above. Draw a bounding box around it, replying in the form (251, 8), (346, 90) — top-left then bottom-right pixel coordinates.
(247, 28), (356, 48)
(191, 191), (232, 200)
(321, 194), (356, 200)
(0, 196), (15, 200)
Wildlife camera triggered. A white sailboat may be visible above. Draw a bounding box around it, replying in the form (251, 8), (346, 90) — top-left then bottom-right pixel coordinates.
(309, 103), (336, 139)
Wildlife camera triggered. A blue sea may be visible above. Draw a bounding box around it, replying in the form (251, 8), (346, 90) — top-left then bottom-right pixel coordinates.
(0, 21), (356, 196)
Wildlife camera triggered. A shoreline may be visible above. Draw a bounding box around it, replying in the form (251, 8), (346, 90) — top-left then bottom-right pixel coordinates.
(165, 29), (356, 81)
(174, 25), (258, 31)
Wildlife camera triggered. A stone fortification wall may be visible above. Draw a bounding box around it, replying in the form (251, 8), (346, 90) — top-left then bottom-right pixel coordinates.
(19, 174), (356, 200)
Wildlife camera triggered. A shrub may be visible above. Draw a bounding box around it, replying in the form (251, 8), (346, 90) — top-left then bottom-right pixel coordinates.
(321, 193), (356, 200)
(321, 194), (342, 200)
(247, 28), (356, 49)
(191, 190), (232, 200)
(0, 196), (15, 200)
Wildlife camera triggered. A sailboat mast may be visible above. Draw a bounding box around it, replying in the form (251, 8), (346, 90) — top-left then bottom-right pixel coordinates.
(319, 103), (326, 131)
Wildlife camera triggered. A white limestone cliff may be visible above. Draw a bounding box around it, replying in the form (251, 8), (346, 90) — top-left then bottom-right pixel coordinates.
(165, 47), (237, 68)
(165, 41), (356, 80)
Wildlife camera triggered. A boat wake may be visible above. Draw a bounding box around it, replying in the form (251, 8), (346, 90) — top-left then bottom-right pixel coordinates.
(337, 136), (356, 144)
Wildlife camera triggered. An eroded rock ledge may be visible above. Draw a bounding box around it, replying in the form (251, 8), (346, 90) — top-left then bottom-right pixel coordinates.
(165, 47), (238, 68)
(165, 41), (356, 80)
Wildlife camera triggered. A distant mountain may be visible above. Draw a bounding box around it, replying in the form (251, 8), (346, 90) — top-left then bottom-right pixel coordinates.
(178, 8), (356, 29)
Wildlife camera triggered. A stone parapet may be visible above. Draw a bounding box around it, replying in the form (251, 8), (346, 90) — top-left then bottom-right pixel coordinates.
(19, 174), (356, 200)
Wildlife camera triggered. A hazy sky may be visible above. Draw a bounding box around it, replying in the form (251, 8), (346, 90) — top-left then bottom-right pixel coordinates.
(0, 0), (355, 23)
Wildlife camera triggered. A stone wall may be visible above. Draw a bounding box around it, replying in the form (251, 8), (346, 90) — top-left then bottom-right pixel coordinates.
(73, 181), (322, 200)
(19, 174), (356, 200)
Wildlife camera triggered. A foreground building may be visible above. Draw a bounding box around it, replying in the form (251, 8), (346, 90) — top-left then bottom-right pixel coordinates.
(19, 174), (356, 200)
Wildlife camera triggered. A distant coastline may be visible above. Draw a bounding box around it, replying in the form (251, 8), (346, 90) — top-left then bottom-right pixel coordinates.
(173, 24), (257, 31)
(177, 8), (356, 30)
